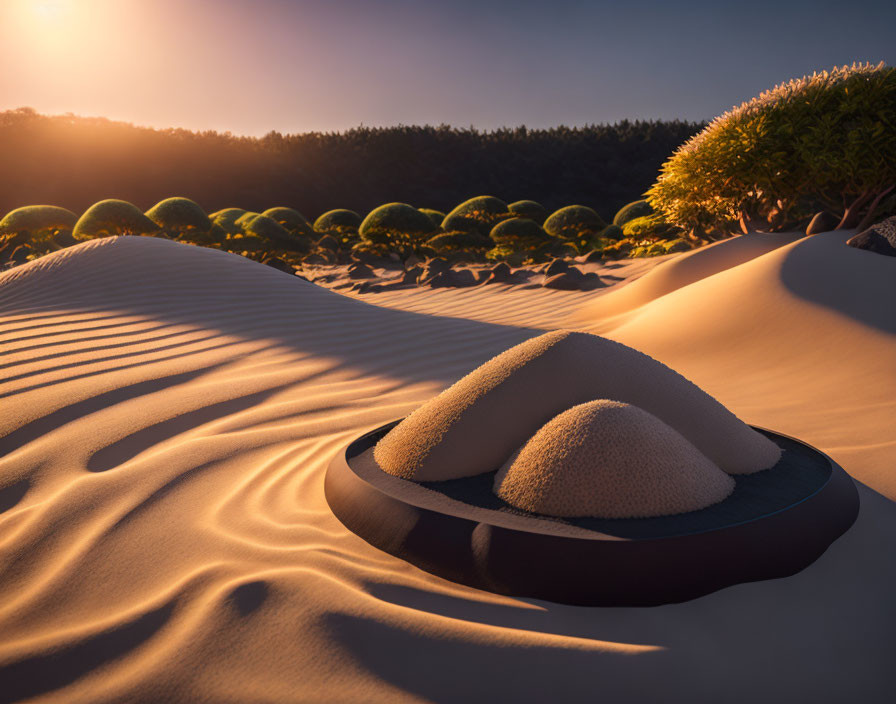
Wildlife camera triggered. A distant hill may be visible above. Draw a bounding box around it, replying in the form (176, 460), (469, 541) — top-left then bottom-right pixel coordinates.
(0, 108), (703, 220)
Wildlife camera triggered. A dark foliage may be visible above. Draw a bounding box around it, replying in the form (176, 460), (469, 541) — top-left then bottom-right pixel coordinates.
(0, 108), (703, 222)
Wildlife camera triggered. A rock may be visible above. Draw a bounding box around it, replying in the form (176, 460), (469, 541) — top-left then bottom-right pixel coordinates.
(543, 267), (606, 291)
(806, 211), (839, 235)
(482, 261), (514, 284)
(261, 257), (295, 274)
(316, 234), (339, 251)
(419, 257), (450, 283)
(544, 258), (572, 277)
(404, 254), (423, 268)
(347, 262), (376, 279)
(402, 266), (423, 284)
(582, 249), (604, 264)
(847, 216), (896, 257)
(429, 269), (478, 288)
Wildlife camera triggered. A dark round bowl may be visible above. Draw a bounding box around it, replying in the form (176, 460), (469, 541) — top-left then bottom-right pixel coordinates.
(325, 419), (859, 606)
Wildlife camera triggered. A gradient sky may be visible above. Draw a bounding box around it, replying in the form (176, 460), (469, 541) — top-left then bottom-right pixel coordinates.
(1, 0), (894, 136)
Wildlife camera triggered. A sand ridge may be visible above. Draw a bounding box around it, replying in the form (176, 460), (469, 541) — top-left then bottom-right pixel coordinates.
(1, 234), (894, 703)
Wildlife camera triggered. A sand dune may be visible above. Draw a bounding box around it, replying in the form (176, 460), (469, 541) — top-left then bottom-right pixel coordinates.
(1, 235), (894, 703)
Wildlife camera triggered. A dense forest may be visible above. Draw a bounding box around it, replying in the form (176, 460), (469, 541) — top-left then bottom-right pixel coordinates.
(0, 108), (703, 221)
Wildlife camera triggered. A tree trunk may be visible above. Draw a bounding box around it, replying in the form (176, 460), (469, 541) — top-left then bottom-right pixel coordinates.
(853, 185), (895, 233)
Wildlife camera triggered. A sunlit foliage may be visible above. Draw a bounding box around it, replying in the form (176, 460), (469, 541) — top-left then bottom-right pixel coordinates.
(543, 205), (605, 240)
(262, 207), (314, 236)
(313, 209), (362, 239)
(209, 208), (248, 235)
(612, 199), (653, 227)
(359, 203), (437, 246)
(508, 200), (547, 224)
(241, 213), (311, 253)
(647, 62), (896, 234)
(73, 199), (159, 240)
(145, 197), (211, 237)
(441, 196), (512, 236)
(426, 230), (493, 252)
(0, 205), (77, 245)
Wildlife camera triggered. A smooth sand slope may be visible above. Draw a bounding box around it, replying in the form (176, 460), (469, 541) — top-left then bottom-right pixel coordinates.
(1, 235), (894, 703)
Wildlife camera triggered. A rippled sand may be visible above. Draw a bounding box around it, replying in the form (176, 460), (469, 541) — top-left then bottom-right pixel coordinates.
(1, 233), (894, 703)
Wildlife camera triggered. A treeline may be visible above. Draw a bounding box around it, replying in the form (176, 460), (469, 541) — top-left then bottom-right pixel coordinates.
(0, 108), (703, 221)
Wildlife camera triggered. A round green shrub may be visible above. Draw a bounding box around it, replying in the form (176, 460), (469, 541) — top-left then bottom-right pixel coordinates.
(647, 62), (896, 234)
(508, 200), (547, 224)
(419, 208), (446, 228)
(0, 205), (78, 244)
(489, 217), (551, 250)
(241, 214), (311, 253)
(441, 196), (512, 236)
(426, 230), (493, 252)
(613, 200), (653, 227)
(262, 207), (314, 236)
(73, 199), (160, 240)
(543, 205), (606, 240)
(359, 203), (437, 244)
(313, 209), (362, 238)
(209, 208), (248, 235)
(145, 197), (211, 235)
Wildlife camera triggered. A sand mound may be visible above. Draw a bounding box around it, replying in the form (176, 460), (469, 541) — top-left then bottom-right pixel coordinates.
(374, 330), (780, 481)
(492, 400), (735, 518)
(577, 232), (801, 325)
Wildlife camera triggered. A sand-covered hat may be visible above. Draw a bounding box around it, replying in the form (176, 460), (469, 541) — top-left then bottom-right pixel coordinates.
(326, 332), (858, 606)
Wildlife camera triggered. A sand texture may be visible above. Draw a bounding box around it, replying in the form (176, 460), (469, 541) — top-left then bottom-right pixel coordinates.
(493, 400), (735, 518)
(1, 233), (895, 703)
(374, 330), (780, 480)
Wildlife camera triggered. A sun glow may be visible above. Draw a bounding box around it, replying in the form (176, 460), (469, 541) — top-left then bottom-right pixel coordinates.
(32, 0), (66, 20)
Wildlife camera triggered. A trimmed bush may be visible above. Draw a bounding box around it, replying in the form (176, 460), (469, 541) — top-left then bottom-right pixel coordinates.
(145, 197), (211, 236)
(313, 209), (362, 238)
(419, 208), (446, 228)
(543, 205), (606, 240)
(489, 217), (551, 251)
(508, 200), (547, 224)
(427, 230), (493, 252)
(613, 199), (653, 227)
(621, 213), (678, 239)
(262, 207), (314, 236)
(73, 199), (160, 240)
(359, 202), (437, 245)
(441, 196), (512, 236)
(241, 214), (311, 253)
(0, 205), (78, 245)
(647, 62), (896, 235)
(209, 208), (247, 235)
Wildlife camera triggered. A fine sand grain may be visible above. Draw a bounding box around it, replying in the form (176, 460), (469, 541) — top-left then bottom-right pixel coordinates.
(1, 234), (894, 703)
(493, 400), (735, 518)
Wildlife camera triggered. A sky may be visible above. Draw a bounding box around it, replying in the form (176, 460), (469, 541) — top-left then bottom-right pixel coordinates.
(1, 0), (894, 136)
